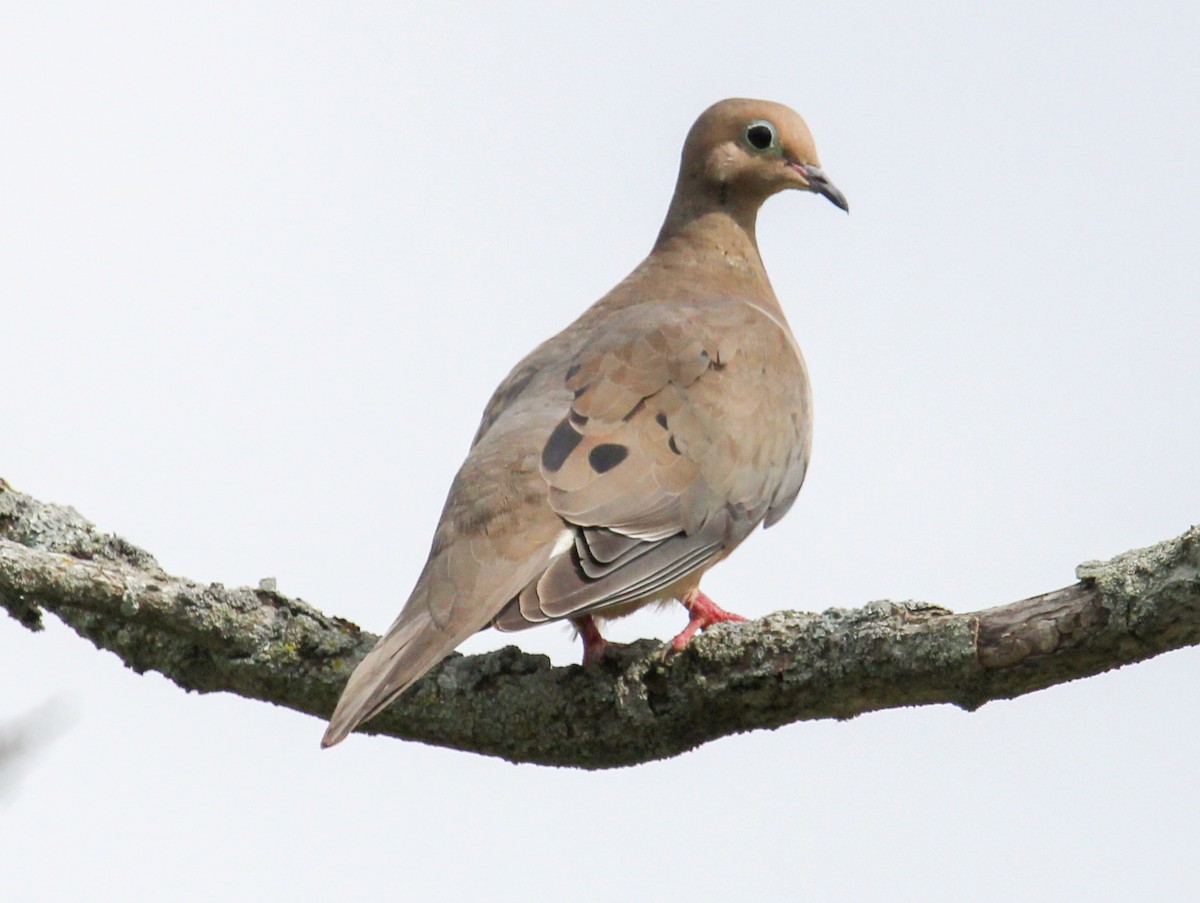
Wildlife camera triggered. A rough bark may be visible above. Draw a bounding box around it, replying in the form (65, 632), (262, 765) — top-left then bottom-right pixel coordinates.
(1, 480), (1197, 769)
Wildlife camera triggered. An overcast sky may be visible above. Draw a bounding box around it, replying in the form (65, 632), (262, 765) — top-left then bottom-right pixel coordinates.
(4, 3), (1199, 900)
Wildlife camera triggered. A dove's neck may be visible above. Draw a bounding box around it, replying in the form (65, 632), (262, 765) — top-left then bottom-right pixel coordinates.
(633, 186), (783, 315)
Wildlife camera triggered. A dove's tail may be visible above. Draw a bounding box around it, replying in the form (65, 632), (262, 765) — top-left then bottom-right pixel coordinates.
(321, 525), (562, 748)
(321, 603), (475, 748)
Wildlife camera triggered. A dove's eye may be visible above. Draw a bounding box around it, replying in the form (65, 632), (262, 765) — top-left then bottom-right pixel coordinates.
(744, 121), (776, 151)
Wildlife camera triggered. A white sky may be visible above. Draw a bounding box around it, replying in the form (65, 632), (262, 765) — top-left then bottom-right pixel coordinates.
(3, 2), (1199, 900)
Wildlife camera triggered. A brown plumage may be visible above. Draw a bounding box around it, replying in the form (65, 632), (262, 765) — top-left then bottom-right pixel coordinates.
(321, 98), (847, 747)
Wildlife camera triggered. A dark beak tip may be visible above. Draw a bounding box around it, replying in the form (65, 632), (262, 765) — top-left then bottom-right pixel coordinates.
(820, 186), (849, 213)
(798, 162), (848, 213)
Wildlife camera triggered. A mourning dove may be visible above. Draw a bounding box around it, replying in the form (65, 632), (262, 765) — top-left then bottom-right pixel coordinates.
(321, 98), (846, 747)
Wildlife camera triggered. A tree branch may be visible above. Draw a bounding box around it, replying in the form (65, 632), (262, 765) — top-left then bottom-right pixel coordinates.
(1, 480), (1197, 768)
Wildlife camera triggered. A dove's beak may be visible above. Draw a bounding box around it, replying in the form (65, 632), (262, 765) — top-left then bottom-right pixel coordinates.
(792, 163), (849, 212)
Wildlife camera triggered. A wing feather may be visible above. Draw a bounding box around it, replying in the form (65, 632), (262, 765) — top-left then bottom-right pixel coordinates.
(494, 299), (810, 631)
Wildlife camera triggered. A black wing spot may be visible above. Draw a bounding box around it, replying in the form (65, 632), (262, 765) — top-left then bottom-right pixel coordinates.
(588, 443), (629, 474)
(542, 419), (583, 472)
(565, 363), (581, 382)
(655, 412), (668, 429)
(668, 436), (681, 455)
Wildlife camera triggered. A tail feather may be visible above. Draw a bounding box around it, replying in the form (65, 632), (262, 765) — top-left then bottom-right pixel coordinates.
(320, 530), (563, 748)
(321, 609), (474, 748)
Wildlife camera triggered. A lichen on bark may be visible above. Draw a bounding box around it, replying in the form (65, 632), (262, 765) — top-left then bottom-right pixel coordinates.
(2, 480), (1197, 768)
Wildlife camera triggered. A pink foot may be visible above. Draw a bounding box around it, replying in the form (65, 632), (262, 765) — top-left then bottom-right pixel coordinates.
(574, 615), (608, 665)
(670, 589), (748, 651)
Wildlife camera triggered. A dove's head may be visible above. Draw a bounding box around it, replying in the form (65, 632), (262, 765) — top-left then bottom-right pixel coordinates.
(678, 98), (848, 213)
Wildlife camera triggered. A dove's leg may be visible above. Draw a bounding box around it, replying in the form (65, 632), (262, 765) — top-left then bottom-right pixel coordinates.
(670, 589), (748, 651)
(573, 615), (608, 665)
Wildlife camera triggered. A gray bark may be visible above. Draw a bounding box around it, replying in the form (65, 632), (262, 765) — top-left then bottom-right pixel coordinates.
(2, 480), (1197, 769)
